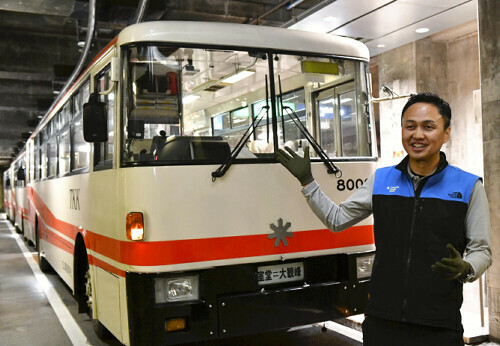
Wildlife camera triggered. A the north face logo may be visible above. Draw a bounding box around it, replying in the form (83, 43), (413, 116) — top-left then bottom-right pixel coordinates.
(448, 192), (463, 199)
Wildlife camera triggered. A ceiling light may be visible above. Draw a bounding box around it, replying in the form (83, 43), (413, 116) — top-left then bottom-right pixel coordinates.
(377, 44), (386, 48)
(221, 69), (255, 84)
(182, 94), (200, 104)
(286, 0), (304, 10)
(416, 27), (430, 33)
(323, 16), (337, 22)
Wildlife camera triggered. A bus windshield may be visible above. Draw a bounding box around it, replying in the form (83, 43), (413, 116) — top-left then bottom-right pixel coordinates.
(122, 44), (372, 166)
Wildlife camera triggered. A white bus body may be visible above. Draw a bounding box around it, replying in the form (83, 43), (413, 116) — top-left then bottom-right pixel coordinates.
(15, 22), (377, 345)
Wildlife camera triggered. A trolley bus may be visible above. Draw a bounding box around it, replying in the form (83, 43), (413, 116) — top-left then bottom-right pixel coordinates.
(2, 167), (13, 221)
(3, 153), (25, 230)
(11, 151), (28, 235)
(14, 21), (378, 345)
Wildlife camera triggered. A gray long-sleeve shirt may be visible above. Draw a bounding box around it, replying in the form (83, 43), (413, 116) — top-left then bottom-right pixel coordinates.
(301, 172), (492, 282)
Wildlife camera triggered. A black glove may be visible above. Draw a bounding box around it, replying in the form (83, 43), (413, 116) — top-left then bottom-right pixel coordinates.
(431, 243), (469, 281)
(277, 146), (314, 186)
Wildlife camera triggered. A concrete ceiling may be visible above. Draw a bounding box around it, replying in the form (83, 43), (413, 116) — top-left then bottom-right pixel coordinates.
(0, 0), (478, 169)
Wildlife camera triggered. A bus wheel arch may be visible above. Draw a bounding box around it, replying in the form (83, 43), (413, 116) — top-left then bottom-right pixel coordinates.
(73, 233), (112, 339)
(74, 234), (90, 314)
(35, 216), (51, 272)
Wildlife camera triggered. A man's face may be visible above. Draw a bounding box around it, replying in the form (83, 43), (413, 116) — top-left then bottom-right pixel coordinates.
(402, 102), (450, 167)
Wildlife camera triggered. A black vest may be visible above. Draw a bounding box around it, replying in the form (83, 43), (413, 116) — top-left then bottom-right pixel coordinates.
(366, 154), (479, 331)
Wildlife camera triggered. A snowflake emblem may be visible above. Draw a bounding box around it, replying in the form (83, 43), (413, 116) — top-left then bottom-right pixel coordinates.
(268, 218), (293, 247)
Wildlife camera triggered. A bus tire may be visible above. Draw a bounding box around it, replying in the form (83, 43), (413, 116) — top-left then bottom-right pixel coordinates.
(36, 220), (51, 273)
(83, 258), (112, 339)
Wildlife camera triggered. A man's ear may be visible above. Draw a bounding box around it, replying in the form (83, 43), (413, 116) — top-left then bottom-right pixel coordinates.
(443, 126), (451, 144)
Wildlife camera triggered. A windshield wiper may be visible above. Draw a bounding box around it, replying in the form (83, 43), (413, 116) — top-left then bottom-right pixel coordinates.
(278, 75), (342, 178)
(212, 75), (270, 181)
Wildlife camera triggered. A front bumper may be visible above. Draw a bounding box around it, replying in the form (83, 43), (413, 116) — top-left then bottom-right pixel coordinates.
(126, 252), (372, 345)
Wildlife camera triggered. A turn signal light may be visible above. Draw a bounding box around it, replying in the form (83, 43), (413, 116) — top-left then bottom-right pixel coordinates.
(166, 318), (186, 332)
(126, 212), (144, 241)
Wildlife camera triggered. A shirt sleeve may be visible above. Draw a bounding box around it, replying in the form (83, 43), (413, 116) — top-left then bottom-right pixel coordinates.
(301, 174), (374, 232)
(464, 180), (492, 281)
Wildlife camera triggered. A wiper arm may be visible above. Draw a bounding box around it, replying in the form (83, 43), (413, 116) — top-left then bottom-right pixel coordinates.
(211, 105), (268, 181)
(212, 75), (270, 181)
(278, 75), (342, 178)
(283, 105), (342, 177)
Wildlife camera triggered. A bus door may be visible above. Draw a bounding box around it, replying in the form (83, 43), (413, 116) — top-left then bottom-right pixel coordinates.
(315, 81), (359, 157)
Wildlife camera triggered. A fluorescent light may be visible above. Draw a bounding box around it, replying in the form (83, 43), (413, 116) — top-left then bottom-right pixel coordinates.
(323, 16), (337, 22)
(416, 27), (429, 33)
(221, 69), (255, 84)
(377, 44), (386, 48)
(182, 94), (200, 104)
(286, 0), (304, 10)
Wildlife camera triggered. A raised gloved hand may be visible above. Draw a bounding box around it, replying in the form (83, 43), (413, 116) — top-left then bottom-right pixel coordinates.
(431, 243), (470, 281)
(277, 146), (314, 186)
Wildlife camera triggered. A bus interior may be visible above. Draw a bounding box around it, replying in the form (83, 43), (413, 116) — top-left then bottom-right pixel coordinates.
(122, 45), (373, 168)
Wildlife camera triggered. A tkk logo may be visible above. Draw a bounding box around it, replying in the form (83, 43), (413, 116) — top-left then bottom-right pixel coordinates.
(70, 189), (80, 210)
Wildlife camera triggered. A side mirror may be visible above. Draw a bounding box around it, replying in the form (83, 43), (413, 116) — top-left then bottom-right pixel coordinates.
(83, 92), (108, 142)
(17, 168), (25, 181)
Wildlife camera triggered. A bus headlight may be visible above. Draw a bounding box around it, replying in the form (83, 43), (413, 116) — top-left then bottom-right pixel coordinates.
(155, 275), (199, 303)
(356, 254), (375, 279)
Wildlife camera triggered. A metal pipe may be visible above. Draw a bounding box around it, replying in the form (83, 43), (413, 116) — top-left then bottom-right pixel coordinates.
(132, 0), (149, 24)
(480, 275), (485, 327)
(370, 94), (412, 103)
(46, 0), (96, 114)
(281, 0), (335, 28)
(248, 0), (290, 25)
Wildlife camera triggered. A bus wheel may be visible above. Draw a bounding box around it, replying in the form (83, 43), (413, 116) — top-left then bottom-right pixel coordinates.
(84, 267), (112, 339)
(36, 221), (51, 272)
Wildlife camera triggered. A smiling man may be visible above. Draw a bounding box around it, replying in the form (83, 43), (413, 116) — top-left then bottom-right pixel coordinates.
(277, 92), (492, 345)
(401, 99), (451, 175)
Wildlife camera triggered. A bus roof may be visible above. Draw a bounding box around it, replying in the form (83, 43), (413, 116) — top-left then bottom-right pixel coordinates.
(117, 21), (369, 61)
(26, 21), (370, 148)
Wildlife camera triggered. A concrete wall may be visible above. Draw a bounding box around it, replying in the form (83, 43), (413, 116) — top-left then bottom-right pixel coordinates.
(376, 42), (416, 167)
(478, 0), (500, 342)
(372, 24), (482, 173)
(444, 33), (483, 176)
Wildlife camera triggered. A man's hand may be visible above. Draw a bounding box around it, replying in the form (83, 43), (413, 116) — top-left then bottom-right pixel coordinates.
(277, 146), (314, 186)
(431, 243), (469, 281)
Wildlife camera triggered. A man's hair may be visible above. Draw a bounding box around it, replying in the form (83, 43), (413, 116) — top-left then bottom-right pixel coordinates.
(401, 92), (451, 129)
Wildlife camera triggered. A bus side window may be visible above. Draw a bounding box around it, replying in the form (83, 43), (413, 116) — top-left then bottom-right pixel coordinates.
(71, 81), (90, 174)
(34, 135), (40, 181)
(94, 65), (115, 169)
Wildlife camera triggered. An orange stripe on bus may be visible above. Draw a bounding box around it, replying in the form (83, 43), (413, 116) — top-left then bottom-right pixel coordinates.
(89, 255), (126, 277)
(87, 225), (373, 266)
(29, 187), (374, 273)
(39, 222), (74, 254)
(29, 186), (80, 239)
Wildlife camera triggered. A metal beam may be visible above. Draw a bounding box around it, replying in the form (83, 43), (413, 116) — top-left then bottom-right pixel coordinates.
(0, 71), (53, 82)
(0, 0), (75, 16)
